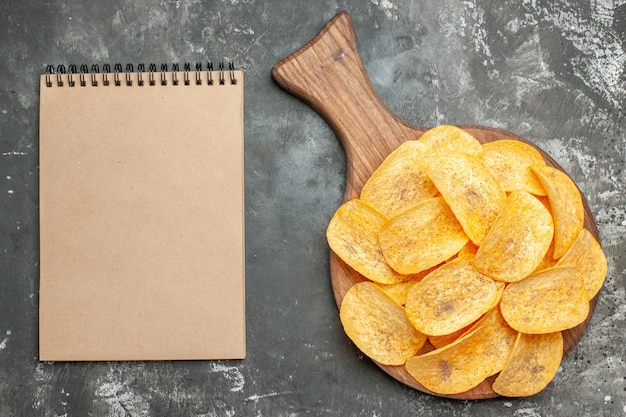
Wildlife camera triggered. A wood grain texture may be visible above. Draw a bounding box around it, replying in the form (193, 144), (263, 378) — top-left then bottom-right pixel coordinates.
(272, 11), (427, 198)
(272, 11), (600, 400)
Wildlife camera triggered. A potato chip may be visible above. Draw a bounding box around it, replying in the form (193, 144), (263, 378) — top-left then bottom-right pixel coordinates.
(470, 308), (518, 375)
(428, 322), (475, 349)
(379, 197), (469, 275)
(492, 332), (563, 397)
(535, 194), (552, 212)
(326, 199), (405, 284)
(375, 280), (418, 307)
(340, 282), (427, 365)
(375, 267), (435, 306)
(360, 140), (438, 218)
(427, 153), (506, 245)
(531, 196), (559, 273)
(418, 125), (483, 157)
(458, 240), (479, 258)
(405, 256), (504, 336)
(531, 164), (584, 259)
(489, 283), (506, 311)
(500, 265), (589, 333)
(405, 325), (498, 395)
(533, 238), (557, 273)
(474, 191), (554, 282)
(480, 140), (547, 195)
(556, 228), (607, 299)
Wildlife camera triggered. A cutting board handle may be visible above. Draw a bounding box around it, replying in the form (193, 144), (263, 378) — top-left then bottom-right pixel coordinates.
(272, 11), (426, 197)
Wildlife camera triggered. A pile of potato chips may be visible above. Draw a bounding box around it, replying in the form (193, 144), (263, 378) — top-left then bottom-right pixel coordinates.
(327, 125), (607, 397)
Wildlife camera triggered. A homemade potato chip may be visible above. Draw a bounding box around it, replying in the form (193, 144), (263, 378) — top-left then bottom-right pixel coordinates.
(531, 164), (584, 259)
(489, 283), (506, 311)
(418, 125), (483, 157)
(470, 308), (518, 375)
(360, 140), (438, 218)
(405, 256), (504, 336)
(375, 279), (419, 307)
(531, 197), (559, 273)
(533, 239), (557, 273)
(379, 197), (469, 275)
(427, 153), (506, 245)
(480, 140), (547, 195)
(500, 265), (589, 333)
(492, 332), (563, 397)
(326, 199), (405, 284)
(375, 266), (436, 306)
(405, 325), (498, 395)
(340, 282), (427, 365)
(428, 322), (475, 349)
(556, 228), (607, 299)
(535, 194), (552, 212)
(457, 240), (479, 258)
(474, 191), (554, 282)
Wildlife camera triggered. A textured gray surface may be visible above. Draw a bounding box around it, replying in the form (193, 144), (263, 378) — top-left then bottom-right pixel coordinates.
(1, 0), (625, 416)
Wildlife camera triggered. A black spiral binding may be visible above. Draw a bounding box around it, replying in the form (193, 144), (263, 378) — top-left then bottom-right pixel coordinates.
(45, 62), (237, 87)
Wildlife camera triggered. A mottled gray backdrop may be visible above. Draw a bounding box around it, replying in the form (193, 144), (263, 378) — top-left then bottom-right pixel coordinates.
(0, 0), (624, 416)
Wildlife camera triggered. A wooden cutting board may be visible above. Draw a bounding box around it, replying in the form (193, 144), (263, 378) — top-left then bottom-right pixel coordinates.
(272, 11), (600, 399)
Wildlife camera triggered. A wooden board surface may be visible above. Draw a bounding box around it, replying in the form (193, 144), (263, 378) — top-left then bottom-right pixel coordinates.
(272, 11), (600, 399)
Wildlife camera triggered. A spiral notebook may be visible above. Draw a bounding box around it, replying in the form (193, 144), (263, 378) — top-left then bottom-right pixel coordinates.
(38, 63), (245, 361)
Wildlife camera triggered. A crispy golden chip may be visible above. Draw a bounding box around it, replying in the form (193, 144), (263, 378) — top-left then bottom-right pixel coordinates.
(375, 266), (436, 306)
(481, 140), (547, 195)
(470, 308), (518, 375)
(531, 196), (558, 273)
(379, 197), (469, 275)
(340, 282), (427, 365)
(489, 284), (506, 311)
(405, 256), (504, 336)
(458, 240), (479, 258)
(492, 332), (563, 397)
(531, 164), (584, 259)
(426, 308), (513, 371)
(534, 239), (557, 273)
(474, 191), (554, 282)
(360, 140), (438, 218)
(405, 325), (498, 395)
(326, 199), (405, 284)
(556, 228), (607, 299)
(418, 125), (483, 157)
(427, 153), (506, 245)
(428, 322), (475, 349)
(375, 280), (418, 307)
(500, 266), (589, 333)
(535, 194), (552, 212)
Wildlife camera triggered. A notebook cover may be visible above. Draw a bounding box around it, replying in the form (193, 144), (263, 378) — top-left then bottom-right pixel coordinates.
(38, 70), (245, 361)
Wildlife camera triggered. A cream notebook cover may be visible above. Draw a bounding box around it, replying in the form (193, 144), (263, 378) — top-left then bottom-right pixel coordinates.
(38, 63), (245, 361)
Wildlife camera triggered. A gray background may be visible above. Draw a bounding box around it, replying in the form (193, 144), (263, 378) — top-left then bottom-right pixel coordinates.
(1, 0), (625, 416)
